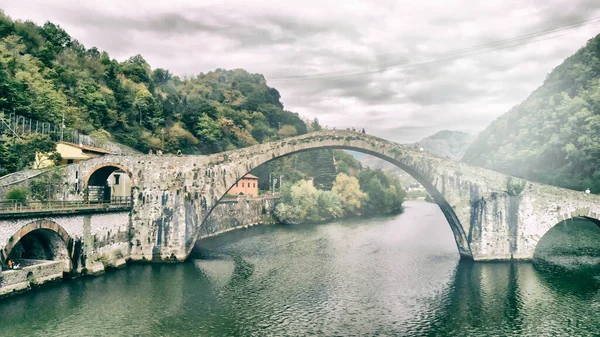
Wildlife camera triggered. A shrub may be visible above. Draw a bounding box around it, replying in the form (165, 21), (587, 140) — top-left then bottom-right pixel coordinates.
(6, 188), (27, 203)
(507, 177), (526, 196)
(30, 169), (63, 201)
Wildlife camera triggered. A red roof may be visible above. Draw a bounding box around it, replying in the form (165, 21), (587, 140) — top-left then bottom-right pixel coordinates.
(243, 174), (259, 180)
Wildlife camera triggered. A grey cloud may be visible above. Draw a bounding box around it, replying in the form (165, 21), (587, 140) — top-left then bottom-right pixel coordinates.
(308, 76), (401, 104)
(61, 7), (360, 51)
(533, 0), (600, 27)
(1, 0), (598, 143)
(406, 81), (490, 106)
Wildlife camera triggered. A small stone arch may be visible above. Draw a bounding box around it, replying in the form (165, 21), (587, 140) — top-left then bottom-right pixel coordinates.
(82, 162), (135, 202)
(83, 162), (135, 190)
(2, 219), (73, 272)
(533, 215), (600, 259)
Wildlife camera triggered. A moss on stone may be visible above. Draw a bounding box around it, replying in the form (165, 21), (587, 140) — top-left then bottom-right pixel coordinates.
(507, 177), (526, 196)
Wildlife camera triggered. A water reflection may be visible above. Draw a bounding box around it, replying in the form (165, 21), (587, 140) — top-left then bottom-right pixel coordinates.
(428, 261), (600, 336)
(1, 201), (600, 336)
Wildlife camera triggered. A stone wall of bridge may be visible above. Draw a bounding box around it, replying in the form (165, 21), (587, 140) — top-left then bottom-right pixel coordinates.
(3, 130), (600, 262)
(0, 196), (278, 298)
(0, 197), (278, 270)
(199, 197), (278, 239)
(0, 211), (130, 275)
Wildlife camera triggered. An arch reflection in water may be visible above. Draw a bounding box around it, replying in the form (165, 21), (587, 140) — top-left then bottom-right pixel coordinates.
(431, 260), (600, 336)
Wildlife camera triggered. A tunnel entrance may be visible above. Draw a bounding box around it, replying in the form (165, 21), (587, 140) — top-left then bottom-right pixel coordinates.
(85, 164), (133, 203)
(5, 228), (72, 272)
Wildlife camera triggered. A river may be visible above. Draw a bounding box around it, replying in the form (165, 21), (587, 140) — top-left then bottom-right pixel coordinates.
(1, 200), (600, 336)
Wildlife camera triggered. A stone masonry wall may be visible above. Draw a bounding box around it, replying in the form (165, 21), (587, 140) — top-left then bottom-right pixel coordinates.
(0, 169), (47, 200)
(0, 260), (63, 299)
(199, 197), (278, 239)
(4, 130), (600, 262)
(0, 198), (278, 299)
(0, 212), (130, 274)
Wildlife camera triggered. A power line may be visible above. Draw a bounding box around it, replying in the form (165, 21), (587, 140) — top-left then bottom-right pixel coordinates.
(270, 16), (600, 81)
(272, 16), (600, 81)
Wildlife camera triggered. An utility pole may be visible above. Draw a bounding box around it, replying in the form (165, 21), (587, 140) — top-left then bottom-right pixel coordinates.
(161, 128), (165, 150)
(61, 112), (65, 141)
(269, 173), (272, 195)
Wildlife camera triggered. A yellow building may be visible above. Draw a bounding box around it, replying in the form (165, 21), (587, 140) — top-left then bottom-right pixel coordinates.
(35, 142), (132, 201)
(35, 142), (114, 168)
(106, 170), (133, 201)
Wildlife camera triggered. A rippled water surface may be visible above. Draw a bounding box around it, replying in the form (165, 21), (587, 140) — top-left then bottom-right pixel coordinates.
(2, 201), (600, 336)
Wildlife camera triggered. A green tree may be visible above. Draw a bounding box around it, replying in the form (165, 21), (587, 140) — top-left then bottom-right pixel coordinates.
(277, 124), (297, 138)
(29, 169), (64, 201)
(276, 180), (344, 224)
(0, 134), (60, 174)
(121, 54), (151, 83)
(317, 190), (344, 219)
(358, 168), (404, 214)
(0, 12), (317, 167)
(332, 173), (367, 215)
(275, 180), (320, 224)
(310, 118), (323, 131)
(251, 121), (275, 143)
(6, 188), (27, 203)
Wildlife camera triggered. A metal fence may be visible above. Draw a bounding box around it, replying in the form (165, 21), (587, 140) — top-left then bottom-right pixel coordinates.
(0, 112), (109, 150)
(0, 198), (132, 213)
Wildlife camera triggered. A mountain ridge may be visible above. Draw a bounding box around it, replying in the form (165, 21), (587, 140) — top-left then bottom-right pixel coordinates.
(463, 33), (600, 193)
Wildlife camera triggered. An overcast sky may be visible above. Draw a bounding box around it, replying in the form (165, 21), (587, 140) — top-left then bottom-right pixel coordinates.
(2, 0), (600, 142)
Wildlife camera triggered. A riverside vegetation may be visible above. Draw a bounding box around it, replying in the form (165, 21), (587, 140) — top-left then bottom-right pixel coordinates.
(275, 169), (406, 225)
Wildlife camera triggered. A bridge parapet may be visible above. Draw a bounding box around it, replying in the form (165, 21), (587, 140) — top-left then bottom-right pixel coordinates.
(0, 199), (132, 219)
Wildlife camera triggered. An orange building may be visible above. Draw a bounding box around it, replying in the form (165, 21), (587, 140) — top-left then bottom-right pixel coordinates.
(228, 174), (259, 197)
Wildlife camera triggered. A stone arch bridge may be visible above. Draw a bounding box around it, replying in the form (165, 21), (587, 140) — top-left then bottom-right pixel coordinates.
(2, 130), (599, 271)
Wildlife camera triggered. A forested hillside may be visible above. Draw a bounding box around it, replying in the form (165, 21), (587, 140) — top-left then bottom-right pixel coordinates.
(416, 130), (473, 161)
(0, 11), (306, 156)
(0, 11), (406, 216)
(463, 34), (600, 193)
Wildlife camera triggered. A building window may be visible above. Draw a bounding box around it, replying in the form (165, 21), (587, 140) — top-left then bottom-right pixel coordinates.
(236, 183), (238, 187)
(242, 182), (245, 187)
(114, 174), (121, 185)
(253, 183), (256, 188)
